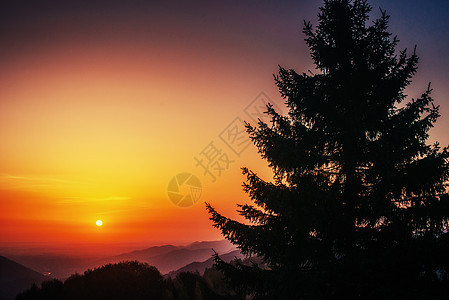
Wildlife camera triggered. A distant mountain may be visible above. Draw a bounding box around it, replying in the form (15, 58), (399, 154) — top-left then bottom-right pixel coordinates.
(143, 247), (221, 274)
(94, 240), (236, 274)
(184, 240), (236, 252)
(167, 249), (244, 278)
(0, 256), (46, 300)
(4, 240), (237, 281)
(97, 245), (178, 264)
(7, 254), (96, 280)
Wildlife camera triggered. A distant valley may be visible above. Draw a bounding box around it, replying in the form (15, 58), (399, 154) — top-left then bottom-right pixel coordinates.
(0, 240), (241, 299)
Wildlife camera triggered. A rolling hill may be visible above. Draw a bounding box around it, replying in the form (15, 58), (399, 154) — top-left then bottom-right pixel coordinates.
(167, 249), (244, 278)
(5, 240), (236, 280)
(93, 240), (236, 274)
(0, 256), (46, 300)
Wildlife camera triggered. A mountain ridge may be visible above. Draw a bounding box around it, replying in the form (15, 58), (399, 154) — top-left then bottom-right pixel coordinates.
(0, 255), (47, 300)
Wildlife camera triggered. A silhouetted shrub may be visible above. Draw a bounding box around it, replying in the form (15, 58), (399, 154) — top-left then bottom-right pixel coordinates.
(16, 261), (229, 300)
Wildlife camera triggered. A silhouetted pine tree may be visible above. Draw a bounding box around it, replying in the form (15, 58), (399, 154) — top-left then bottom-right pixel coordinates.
(206, 0), (449, 298)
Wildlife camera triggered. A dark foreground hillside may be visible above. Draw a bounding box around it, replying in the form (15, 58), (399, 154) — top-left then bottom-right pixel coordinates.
(15, 261), (236, 300)
(0, 256), (46, 300)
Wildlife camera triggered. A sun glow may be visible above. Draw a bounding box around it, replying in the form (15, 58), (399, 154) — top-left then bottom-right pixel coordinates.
(96, 220), (103, 226)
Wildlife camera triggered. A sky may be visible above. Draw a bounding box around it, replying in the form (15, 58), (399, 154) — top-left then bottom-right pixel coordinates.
(1, 0), (448, 251)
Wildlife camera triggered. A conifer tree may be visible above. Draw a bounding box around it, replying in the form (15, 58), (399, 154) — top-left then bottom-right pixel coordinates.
(206, 0), (449, 298)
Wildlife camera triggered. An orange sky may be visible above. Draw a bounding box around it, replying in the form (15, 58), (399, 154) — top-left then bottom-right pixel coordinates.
(0, 41), (280, 246)
(1, 1), (448, 250)
(0, 7), (284, 247)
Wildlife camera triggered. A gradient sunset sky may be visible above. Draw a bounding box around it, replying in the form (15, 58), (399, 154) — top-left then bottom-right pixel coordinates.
(1, 0), (448, 249)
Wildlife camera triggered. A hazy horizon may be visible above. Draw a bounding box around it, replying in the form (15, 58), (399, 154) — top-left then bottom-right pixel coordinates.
(0, 239), (230, 257)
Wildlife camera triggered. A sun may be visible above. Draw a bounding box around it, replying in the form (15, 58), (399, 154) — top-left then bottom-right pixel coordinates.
(96, 220), (103, 226)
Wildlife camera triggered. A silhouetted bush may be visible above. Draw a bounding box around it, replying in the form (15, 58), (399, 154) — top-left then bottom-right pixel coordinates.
(16, 261), (228, 300)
